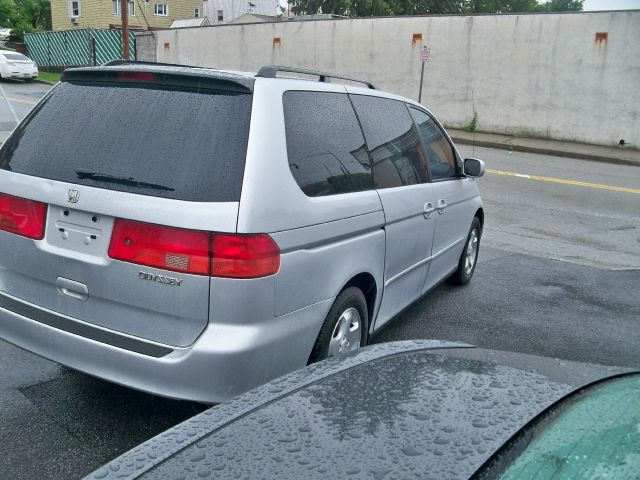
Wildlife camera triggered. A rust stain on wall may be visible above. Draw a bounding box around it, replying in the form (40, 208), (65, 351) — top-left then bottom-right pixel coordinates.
(595, 32), (608, 45)
(273, 37), (281, 46)
(412, 33), (422, 45)
(163, 42), (170, 51)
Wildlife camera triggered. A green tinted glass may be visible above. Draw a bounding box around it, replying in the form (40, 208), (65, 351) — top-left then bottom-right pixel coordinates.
(500, 375), (640, 479)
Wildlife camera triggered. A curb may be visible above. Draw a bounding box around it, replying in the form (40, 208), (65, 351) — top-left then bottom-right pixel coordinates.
(451, 136), (640, 168)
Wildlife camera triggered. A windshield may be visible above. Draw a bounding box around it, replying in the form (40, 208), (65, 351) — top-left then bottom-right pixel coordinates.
(479, 375), (640, 479)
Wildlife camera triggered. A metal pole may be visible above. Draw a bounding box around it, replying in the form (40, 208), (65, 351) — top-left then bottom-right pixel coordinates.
(91, 36), (97, 66)
(418, 61), (425, 103)
(120, 0), (130, 59)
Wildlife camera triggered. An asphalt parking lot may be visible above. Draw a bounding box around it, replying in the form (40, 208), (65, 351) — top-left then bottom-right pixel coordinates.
(0, 79), (52, 143)
(0, 89), (639, 479)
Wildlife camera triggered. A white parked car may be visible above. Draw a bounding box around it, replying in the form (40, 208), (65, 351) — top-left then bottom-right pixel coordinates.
(0, 51), (38, 81)
(0, 28), (12, 41)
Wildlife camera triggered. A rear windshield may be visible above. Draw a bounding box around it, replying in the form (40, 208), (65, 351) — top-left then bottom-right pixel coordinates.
(0, 81), (252, 202)
(1, 53), (29, 61)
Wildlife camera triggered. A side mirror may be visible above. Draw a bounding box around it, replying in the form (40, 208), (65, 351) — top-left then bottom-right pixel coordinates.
(463, 158), (485, 178)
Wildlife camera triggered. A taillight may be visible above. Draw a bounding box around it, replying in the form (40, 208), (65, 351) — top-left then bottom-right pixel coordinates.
(211, 234), (280, 279)
(108, 219), (210, 275)
(107, 219), (280, 278)
(0, 193), (47, 240)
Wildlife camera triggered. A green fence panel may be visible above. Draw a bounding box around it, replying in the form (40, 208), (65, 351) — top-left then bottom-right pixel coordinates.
(23, 32), (49, 66)
(65, 29), (89, 66)
(92, 29), (135, 64)
(25, 29), (136, 68)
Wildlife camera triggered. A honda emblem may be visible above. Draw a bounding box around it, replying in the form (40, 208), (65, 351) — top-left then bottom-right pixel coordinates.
(67, 189), (80, 203)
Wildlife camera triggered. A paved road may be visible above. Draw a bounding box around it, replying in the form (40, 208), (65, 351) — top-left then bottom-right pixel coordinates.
(459, 145), (640, 270)
(0, 79), (52, 143)
(0, 136), (639, 478)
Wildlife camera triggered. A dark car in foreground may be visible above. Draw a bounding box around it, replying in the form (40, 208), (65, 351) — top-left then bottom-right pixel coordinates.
(87, 340), (640, 480)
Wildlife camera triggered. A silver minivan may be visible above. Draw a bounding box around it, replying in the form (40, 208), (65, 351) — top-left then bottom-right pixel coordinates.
(0, 63), (485, 403)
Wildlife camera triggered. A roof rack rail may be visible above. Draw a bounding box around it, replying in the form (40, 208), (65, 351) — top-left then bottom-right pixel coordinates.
(256, 65), (377, 90)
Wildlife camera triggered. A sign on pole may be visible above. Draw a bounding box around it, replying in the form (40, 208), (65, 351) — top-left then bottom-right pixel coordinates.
(420, 46), (431, 63)
(418, 45), (430, 103)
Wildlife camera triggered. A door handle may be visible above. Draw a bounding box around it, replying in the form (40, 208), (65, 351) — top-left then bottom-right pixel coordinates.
(423, 202), (435, 219)
(437, 199), (447, 214)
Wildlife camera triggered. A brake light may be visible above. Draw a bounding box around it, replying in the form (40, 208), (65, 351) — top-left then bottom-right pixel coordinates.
(107, 219), (280, 278)
(211, 234), (280, 278)
(0, 193), (47, 240)
(108, 219), (210, 275)
(117, 71), (157, 82)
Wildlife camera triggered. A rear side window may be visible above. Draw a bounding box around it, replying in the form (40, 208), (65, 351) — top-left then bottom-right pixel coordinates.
(0, 81), (252, 202)
(409, 107), (458, 181)
(283, 91), (373, 197)
(350, 95), (428, 189)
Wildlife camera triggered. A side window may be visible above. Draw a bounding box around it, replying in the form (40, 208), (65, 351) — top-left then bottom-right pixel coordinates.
(350, 95), (428, 189)
(283, 91), (373, 197)
(409, 107), (458, 181)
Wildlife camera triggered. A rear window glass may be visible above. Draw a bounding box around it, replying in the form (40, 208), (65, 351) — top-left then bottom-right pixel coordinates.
(283, 91), (373, 197)
(0, 81), (252, 202)
(2, 53), (29, 61)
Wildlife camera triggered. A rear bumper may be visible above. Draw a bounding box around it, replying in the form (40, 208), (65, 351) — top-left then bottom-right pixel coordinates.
(2, 71), (37, 79)
(0, 291), (332, 403)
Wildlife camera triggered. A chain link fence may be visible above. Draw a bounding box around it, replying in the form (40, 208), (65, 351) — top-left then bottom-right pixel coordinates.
(24, 29), (136, 68)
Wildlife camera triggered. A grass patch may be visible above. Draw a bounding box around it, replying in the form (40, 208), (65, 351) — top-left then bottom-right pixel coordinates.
(38, 71), (61, 84)
(463, 112), (479, 133)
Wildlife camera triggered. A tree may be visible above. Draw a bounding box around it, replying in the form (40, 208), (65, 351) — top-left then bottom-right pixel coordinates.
(17, 0), (51, 30)
(0, 0), (50, 42)
(288, 0), (582, 16)
(536, 0), (583, 12)
(0, 0), (19, 26)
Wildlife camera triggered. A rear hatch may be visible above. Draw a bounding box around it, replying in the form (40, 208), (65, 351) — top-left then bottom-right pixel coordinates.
(0, 68), (253, 347)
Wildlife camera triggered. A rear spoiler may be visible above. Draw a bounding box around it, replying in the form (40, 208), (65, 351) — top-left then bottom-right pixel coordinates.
(61, 65), (254, 94)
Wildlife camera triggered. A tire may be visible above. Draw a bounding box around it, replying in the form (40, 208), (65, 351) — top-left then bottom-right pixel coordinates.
(308, 286), (368, 364)
(448, 216), (482, 286)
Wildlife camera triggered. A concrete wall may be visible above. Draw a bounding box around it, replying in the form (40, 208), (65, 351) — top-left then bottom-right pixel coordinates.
(135, 32), (156, 62)
(139, 11), (640, 147)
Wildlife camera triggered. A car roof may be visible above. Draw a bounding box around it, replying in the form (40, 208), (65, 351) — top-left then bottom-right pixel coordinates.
(85, 340), (635, 480)
(63, 62), (421, 106)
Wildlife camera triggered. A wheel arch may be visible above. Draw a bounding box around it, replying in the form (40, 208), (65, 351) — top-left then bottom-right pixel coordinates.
(475, 207), (484, 229)
(341, 272), (377, 339)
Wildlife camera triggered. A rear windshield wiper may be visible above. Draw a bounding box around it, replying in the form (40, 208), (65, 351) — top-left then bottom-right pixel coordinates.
(75, 170), (175, 192)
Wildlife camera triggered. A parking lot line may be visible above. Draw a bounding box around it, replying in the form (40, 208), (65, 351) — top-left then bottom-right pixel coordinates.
(6, 97), (38, 105)
(486, 168), (640, 195)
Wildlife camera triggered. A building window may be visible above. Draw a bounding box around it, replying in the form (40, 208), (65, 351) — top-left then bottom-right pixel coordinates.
(194, 7), (200, 17)
(217, 9), (224, 21)
(154, 3), (168, 15)
(112, 0), (135, 16)
(69, 0), (81, 17)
